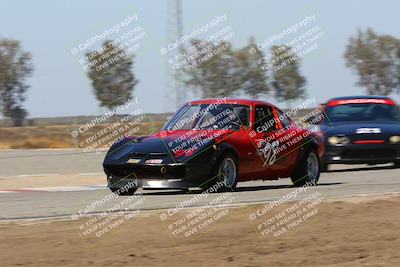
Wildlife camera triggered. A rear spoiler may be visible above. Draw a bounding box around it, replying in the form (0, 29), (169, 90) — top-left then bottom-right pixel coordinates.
(327, 99), (396, 107)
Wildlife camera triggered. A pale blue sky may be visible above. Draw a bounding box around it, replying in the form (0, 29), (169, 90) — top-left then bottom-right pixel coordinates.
(1, 0), (400, 117)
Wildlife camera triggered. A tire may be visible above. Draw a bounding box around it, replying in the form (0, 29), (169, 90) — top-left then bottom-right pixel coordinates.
(320, 162), (329, 172)
(291, 149), (320, 187)
(394, 161), (400, 168)
(110, 187), (138, 196)
(201, 153), (238, 192)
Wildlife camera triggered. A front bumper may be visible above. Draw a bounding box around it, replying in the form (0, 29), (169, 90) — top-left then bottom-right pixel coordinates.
(104, 162), (211, 190)
(322, 143), (400, 164)
(107, 176), (192, 190)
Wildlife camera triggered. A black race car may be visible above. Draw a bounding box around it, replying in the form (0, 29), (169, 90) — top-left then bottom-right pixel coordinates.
(318, 96), (400, 171)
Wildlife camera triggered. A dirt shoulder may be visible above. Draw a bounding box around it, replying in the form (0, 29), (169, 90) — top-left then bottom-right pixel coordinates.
(1, 196), (399, 266)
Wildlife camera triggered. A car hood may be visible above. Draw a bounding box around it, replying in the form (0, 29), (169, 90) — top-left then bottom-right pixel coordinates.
(104, 129), (233, 164)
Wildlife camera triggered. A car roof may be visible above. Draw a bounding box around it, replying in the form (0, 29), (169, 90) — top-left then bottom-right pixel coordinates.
(188, 98), (277, 107)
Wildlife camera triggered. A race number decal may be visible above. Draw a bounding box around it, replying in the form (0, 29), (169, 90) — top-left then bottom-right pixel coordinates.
(257, 140), (280, 166)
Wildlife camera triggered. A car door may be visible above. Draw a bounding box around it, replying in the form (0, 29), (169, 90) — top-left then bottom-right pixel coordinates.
(249, 105), (283, 178)
(273, 108), (302, 175)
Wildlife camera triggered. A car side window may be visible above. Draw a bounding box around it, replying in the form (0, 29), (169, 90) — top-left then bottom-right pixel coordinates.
(232, 106), (250, 127)
(254, 105), (277, 132)
(276, 109), (292, 129)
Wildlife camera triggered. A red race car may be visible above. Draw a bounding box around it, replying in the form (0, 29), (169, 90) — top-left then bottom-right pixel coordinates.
(103, 98), (324, 195)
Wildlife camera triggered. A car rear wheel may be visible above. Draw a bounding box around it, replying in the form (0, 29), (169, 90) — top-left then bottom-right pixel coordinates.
(291, 149), (320, 187)
(201, 153), (238, 192)
(110, 187), (138, 195)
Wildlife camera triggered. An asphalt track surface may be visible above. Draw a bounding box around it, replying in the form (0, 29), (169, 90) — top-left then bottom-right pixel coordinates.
(0, 149), (399, 221)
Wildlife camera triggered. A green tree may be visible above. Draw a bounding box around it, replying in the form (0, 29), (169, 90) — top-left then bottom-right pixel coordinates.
(238, 38), (270, 98)
(86, 40), (138, 109)
(183, 39), (269, 98)
(344, 28), (400, 95)
(0, 39), (33, 126)
(270, 45), (306, 105)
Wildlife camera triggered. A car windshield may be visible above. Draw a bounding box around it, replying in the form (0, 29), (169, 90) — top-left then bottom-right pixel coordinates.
(325, 103), (400, 123)
(163, 104), (250, 131)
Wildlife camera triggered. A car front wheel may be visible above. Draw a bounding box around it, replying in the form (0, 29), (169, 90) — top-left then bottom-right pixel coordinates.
(201, 153), (238, 192)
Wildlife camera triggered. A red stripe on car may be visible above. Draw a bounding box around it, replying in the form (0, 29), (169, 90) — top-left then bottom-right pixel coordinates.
(354, 140), (385, 144)
(327, 99), (395, 106)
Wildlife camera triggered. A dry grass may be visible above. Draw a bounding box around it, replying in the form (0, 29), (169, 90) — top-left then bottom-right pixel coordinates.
(0, 122), (164, 149)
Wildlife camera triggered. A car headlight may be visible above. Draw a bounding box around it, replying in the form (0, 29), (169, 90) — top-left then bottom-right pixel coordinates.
(328, 136), (350, 145)
(389, 136), (400, 144)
